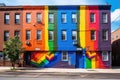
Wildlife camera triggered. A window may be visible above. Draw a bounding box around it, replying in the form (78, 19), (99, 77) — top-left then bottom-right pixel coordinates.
(4, 13), (10, 24)
(102, 13), (108, 23)
(49, 13), (54, 23)
(72, 13), (77, 23)
(102, 51), (109, 61)
(72, 31), (77, 40)
(116, 34), (119, 38)
(26, 30), (30, 40)
(15, 13), (20, 24)
(14, 31), (20, 38)
(90, 13), (95, 23)
(36, 30), (41, 40)
(91, 30), (96, 40)
(62, 51), (68, 61)
(0, 52), (3, 60)
(26, 13), (31, 23)
(4, 31), (9, 41)
(48, 31), (54, 40)
(102, 30), (108, 41)
(61, 30), (67, 40)
(37, 13), (42, 23)
(61, 13), (67, 23)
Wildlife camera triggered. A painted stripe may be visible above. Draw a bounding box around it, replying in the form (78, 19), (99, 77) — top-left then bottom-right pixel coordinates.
(45, 6), (49, 50)
(79, 6), (86, 48)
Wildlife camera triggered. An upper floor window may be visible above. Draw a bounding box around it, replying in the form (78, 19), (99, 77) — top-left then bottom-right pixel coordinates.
(91, 30), (96, 40)
(116, 34), (119, 38)
(72, 13), (77, 23)
(72, 31), (77, 40)
(61, 30), (67, 40)
(4, 13), (10, 24)
(62, 51), (68, 61)
(26, 30), (30, 40)
(36, 30), (41, 40)
(26, 13), (31, 23)
(48, 31), (54, 40)
(102, 29), (108, 41)
(37, 13), (42, 23)
(90, 13), (95, 23)
(102, 13), (108, 23)
(15, 13), (20, 24)
(4, 31), (9, 41)
(61, 13), (67, 23)
(49, 13), (54, 23)
(14, 31), (20, 38)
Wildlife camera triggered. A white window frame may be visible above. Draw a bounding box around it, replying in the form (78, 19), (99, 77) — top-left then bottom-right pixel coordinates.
(15, 13), (20, 24)
(72, 13), (77, 23)
(72, 31), (77, 40)
(4, 13), (10, 24)
(102, 51), (109, 61)
(90, 13), (95, 23)
(102, 13), (108, 23)
(61, 30), (67, 40)
(37, 13), (42, 23)
(26, 30), (31, 40)
(62, 51), (68, 61)
(61, 13), (67, 23)
(4, 31), (9, 41)
(36, 30), (41, 40)
(91, 30), (96, 40)
(26, 13), (31, 23)
(48, 31), (54, 41)
(49, 13), (54, 23)
(102, 29), (108, 41)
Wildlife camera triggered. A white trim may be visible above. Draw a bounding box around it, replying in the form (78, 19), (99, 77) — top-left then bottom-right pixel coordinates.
(102, 51), (109, 61)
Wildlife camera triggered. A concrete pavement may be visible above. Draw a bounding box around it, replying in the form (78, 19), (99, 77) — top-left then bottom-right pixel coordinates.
(0, 67), (120, 73)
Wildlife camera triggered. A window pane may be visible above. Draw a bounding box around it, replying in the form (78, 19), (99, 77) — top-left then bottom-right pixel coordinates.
(72, 13), (77, 23)
(102, 51), (108, 61)
(62, 51), (68, 61)
(72, 31), (77, 40)
(61, 13), (67, 23)
(37, 13), (42, 23)
(48, 31), (54, 40)
(49, 13), (54, 23)
(102, 13), (108, 23)
(4, 31), (9, 41)
(15, 14), (20, 24)
(36, 30), (41, 40)
(102, 29), (108, 40)
(62, 31), (67, 40)
(4, 13), (9, 24)
(90, 13), (95, 23)
(26, 30), (30, 40)
(14, 31), (20, 38)
(91, 30), (96, 40)
(26, 13), (31, 23)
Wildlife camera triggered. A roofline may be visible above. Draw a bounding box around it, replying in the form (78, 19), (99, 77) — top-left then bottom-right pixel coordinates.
(0, 5), (111, 7)
(112, 27), (120, 33)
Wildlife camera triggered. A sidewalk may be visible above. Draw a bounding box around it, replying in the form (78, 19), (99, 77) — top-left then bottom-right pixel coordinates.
(0, 67), (120, 73)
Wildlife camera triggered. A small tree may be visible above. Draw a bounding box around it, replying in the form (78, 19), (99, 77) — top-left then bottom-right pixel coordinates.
(3, 36), (24, 69)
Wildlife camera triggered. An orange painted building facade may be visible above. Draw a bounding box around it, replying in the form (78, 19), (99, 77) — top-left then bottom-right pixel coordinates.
(22, 6), (45, 51)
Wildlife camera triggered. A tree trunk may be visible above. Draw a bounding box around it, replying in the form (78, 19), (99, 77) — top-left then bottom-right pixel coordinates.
(12, 62), (15, 69)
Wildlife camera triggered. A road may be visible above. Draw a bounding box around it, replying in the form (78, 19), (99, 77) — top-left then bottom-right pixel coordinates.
(0, 71), (120, 80)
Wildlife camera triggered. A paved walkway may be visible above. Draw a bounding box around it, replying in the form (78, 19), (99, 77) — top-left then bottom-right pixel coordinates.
(0, 67), (120, 73)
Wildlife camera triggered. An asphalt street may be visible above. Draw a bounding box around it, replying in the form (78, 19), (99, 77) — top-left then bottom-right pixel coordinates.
(0, 71), (120, 79)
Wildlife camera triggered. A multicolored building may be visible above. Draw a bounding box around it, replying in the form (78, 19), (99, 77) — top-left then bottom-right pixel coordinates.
(0, 5), (111, 68)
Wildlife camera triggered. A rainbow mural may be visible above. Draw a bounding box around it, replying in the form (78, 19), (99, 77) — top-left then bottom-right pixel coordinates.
(23, 5), (111, 69)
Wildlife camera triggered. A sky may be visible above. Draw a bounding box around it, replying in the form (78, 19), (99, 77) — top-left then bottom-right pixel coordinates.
(0, 0), (120, 31)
